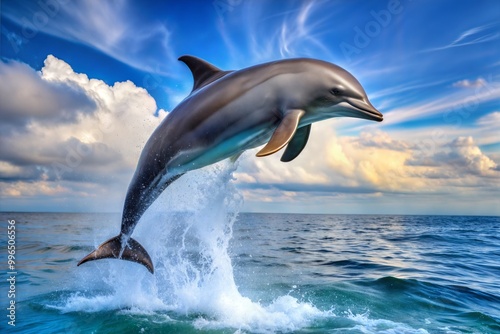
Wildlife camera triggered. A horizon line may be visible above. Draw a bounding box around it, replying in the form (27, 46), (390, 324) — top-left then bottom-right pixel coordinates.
(0, 211), (498, 218)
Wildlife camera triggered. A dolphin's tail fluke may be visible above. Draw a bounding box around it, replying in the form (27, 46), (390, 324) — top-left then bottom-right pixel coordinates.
(77, 235), (154, 274)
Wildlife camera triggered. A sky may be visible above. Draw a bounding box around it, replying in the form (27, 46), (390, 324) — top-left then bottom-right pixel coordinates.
(0, 0), (499, 215)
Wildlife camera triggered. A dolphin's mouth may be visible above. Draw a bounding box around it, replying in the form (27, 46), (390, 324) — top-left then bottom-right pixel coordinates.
(346, 98), (384, 122)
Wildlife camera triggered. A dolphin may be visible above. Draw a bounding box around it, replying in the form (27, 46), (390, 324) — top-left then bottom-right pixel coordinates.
(78, 55), (383, 273)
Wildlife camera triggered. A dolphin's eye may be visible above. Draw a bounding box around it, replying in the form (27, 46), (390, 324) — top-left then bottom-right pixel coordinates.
(330, 88), (341, 96)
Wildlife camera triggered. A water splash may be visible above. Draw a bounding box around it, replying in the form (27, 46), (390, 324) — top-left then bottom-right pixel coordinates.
(144, 160), (245, 317)
(56, 160), (329, 332)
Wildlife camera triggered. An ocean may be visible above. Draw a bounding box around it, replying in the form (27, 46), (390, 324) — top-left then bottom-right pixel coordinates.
(1, 166), (499, 333)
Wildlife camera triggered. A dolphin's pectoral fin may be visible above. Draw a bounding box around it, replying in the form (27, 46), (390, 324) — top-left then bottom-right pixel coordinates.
(280, 124), (311, 162)
(256, 109), (305, 157)
(77, 235), (154, 274)
(179, 55), (233, 92)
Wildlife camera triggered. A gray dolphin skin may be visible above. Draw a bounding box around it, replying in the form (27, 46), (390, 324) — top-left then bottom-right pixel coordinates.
(78, 55), (383, 273)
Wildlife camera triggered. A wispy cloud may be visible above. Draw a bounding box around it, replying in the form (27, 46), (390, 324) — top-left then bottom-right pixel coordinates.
(370, 79), (448, 100)
(378, 80), (500, 127)
(1, 0), (177, 75)
(476, 111), (500, 127)
(276, 1), (335, 59)
(452, 78), (487, 88)
(217, 0), (338, 66)
(423, 23), (500, 52)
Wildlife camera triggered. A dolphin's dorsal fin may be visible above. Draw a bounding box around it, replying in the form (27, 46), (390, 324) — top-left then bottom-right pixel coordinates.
(256, 109), (306, 157)
(280, 124), (311, 162)
(179, 55), (232, 92)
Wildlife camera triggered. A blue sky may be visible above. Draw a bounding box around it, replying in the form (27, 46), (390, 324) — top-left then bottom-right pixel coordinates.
(1, 0), (499, 215)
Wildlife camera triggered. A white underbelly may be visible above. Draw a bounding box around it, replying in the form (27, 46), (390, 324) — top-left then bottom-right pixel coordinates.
(166, 126), (272, 179)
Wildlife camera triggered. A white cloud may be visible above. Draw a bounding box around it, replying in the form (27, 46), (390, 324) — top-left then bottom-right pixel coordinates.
(453, 78), (487, 88)
(357, 130), (411, 151)
(276, 1), (335, 59)
(0, 57), (498, 214)
(0, 55), (167, 209)
(424, 23), (500, 52)
(370, 79), (448, 100)
(237, 127), (500, 211)
(476, 111), (500, 127)
(1, 1), (176, 75)
(0, 181), (69, 198)
(0, 59), (95, 127)
(379, 78), (500, 127)
(446, 136), (498, 175)
(217, 1), (337, 67)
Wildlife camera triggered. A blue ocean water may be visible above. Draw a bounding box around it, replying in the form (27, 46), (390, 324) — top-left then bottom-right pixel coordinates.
(1, 166), (499, 333)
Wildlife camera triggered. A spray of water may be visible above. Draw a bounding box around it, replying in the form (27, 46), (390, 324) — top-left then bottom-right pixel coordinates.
(57, 160), (329, 332)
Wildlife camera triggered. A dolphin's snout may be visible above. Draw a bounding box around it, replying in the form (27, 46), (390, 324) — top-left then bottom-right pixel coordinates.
(347, 98), (383, 122)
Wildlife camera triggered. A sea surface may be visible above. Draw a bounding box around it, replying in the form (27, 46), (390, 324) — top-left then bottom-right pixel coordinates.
(0, 168), (499, 333)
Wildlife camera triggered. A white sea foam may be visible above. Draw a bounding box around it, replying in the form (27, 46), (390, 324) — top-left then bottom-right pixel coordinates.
(193, 295), (328, 333)
(347, 311), (430, 334)
(55, 160), (330, 332)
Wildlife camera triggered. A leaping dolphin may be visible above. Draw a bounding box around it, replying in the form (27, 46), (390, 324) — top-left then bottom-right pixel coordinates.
(78, 56), (383, 273)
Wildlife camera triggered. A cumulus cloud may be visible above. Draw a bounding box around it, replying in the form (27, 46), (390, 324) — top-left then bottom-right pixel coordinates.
(0, 56), (498, 214)
(408, 136), (498, 176)
(0, 59), (95, 128)
(444, 137), (497, 175)
(357, 130), (411, 151)
(0, 55), (167, 207)
(236, 125), (415, 197)
(236, 127), (499, 208)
